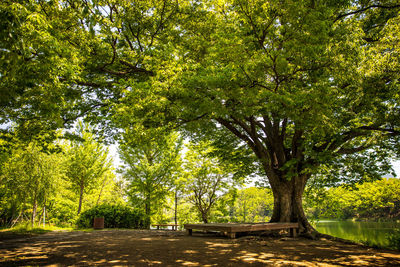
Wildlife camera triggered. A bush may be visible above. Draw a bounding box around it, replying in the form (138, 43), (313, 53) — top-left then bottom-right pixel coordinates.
(388, 230), (400, 250)
(76, 204), (147, 229)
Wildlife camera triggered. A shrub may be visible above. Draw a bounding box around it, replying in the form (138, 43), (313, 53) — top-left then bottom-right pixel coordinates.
(76, 204), (147, 229)
(388, 230), (400, 250)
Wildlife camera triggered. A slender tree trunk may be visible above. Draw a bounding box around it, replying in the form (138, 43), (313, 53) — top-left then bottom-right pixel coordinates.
(32, 200), (37, 228)
(42, 197), (46, 227)
(145, 193), (151, 229)
(243, 200), (247, 223)
(96, 177), (107, 205)
(43, 205), (46, 227)
(174, 189), (178, 225)
(77, 184), (84, 215)
(11, 211), (22, 228)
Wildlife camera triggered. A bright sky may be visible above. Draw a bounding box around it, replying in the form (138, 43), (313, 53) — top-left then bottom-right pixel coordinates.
(109, 144), (122, 169)
(391, 160), (400, 178)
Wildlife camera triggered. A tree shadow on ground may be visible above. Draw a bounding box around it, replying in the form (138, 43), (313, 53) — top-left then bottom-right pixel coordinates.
(0, 230), (399, 266)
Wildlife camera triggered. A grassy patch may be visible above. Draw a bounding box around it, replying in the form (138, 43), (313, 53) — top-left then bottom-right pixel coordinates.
(0, 224), (74, 240)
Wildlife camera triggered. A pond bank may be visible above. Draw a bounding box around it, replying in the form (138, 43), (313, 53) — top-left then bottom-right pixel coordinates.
(315, 220), (400, 249)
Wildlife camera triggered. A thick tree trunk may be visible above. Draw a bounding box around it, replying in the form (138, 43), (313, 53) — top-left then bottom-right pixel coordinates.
(217, 115), (316, 235)
(268, 173), (315, 234)
(77, 185), (84, 215)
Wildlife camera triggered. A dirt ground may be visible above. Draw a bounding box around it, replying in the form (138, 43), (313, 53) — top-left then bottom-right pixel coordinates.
(1, 229), (400, 266)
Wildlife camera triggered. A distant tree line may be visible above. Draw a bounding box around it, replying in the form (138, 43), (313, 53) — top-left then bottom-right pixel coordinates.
(210, 179), (400, 223)
(1, 121), (399, 229)
(304, 178), (400, 221)
(0, 123), (122, 228)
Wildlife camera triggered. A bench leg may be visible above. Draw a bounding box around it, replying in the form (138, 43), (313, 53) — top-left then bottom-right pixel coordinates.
(157, 226), (160, 230)
(186, 229), (192, 236)
(227, 232), (236, 239)
(290, 228), (298, 238)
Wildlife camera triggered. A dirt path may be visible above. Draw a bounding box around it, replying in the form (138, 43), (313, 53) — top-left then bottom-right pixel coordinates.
(1, 229), (399, 266)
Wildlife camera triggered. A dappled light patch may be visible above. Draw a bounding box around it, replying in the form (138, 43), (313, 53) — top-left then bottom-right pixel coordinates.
(176, 259), (202, 266)
(139, 259), (163, 264)
(205, 241), (236, 248)
(236, 251), (263, 262)
(183, 250), (199, 254)
(140, 237), (154, 241)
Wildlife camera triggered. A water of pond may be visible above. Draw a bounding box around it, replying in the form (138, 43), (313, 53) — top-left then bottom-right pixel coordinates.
(314, 220), (400, 248)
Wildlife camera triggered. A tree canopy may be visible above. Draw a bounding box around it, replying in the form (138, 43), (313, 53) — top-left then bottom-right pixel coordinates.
(1, 0), (400, 234)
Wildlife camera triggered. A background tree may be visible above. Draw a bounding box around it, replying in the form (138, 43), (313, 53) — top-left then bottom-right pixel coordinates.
(65, 122), (112, 215)
(170, 166), (186, 225)
(184, 141), (235, 223)
(1, 142), (61, 227)
(304, 178), (400, 221)
(119, 132), (182, 228)
(234, 187), (274, 223)
(44, 164), (124, 227)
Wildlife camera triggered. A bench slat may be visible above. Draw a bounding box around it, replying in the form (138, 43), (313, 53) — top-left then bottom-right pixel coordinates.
(184, 222), (299, 238)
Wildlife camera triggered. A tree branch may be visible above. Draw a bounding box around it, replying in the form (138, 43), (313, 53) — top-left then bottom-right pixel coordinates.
(335, 4), (400, 22)
(216, 118), (257, 154)
(118, 59), (154, 76)
(358, 126), (400, 136)
(336, 144), (373, 155)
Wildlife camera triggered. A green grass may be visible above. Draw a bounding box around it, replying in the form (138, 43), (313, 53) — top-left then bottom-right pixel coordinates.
(0, 223), (76, 240)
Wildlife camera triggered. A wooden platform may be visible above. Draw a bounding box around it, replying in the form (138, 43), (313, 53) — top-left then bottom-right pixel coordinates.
(184, 222), (299, 238)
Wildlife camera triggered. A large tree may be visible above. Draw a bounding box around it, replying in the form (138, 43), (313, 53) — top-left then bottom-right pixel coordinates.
(2, 0), (400, 234)
(153, 0), (400, 234)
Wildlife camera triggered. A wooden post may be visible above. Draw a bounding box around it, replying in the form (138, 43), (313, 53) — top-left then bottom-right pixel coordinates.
(186, 229), (192, 236)
(290, 228), (298, 237)
(227, 232), (236, 239)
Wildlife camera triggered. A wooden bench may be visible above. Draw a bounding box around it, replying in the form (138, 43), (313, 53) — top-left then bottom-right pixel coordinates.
(152, 224), (179, 230)
(184, 222), (299, 239)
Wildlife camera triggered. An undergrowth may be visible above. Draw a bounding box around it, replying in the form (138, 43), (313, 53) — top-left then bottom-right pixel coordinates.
(0, 222), (74, 235)
(387, 230), (400, 250)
